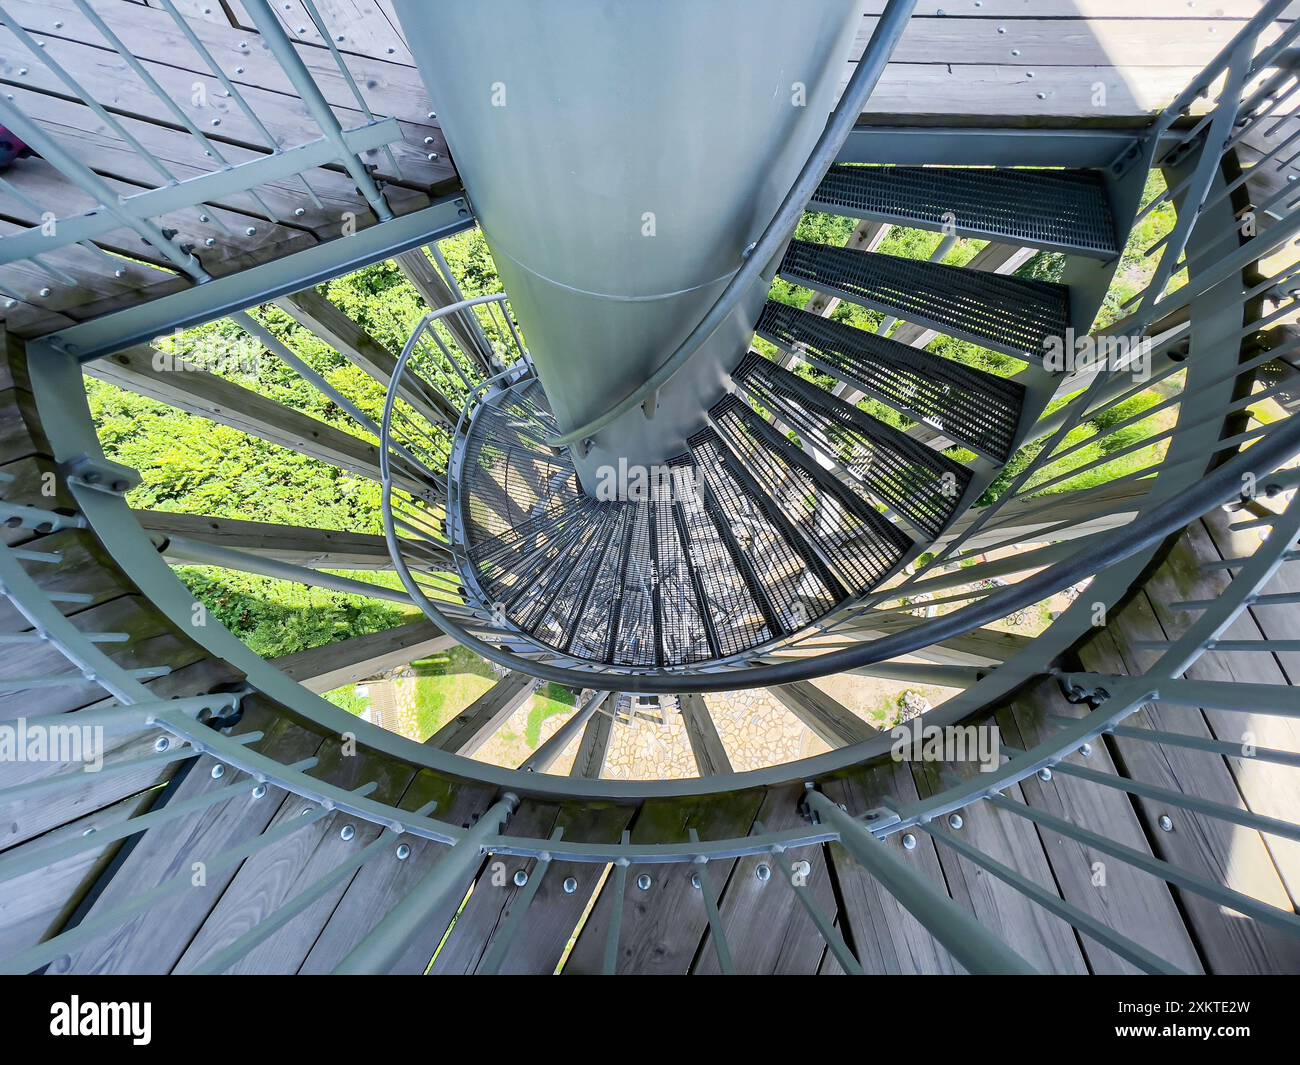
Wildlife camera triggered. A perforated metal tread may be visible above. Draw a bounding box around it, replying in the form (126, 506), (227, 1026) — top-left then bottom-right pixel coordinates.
(811, 164), (1119, 259)
(755, 300), (1025, 460)
(779, 240), (1070, 360)
(731, 351), (973, 539)
(456, 377), (928, 668)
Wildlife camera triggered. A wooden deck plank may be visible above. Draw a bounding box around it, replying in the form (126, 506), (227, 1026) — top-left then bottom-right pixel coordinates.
(49, 704), (325, 974)
(678, 692), (733, 776)
(1142, 514), (1300, 909)
(170, 733), (410, 974)
(1077, 590), (1300, 973)
(297, 769), (498, 973)
(1000, 680), (1204, 974)
(564, 789), (766, 974)
(424, 672), (536, 755)
(692, 784), (833, 975)
(823, 763), (963, 974)
(271, 620), (454, 694)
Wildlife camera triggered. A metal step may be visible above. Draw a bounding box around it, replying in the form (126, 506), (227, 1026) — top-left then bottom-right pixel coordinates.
(779, 240), (1070, 361)
(731, 352), (973, 539)
(687, 427), (839, 633)
(709, 394), (912, 594)
(756, 301), (1025, 461)
(810, 164), (1119, 259)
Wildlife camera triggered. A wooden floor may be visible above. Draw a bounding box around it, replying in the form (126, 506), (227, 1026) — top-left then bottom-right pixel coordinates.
(1, 1), (1292, 338)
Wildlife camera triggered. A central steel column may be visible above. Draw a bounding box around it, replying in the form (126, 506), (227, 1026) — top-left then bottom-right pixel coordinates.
(393, 0), (867, 488)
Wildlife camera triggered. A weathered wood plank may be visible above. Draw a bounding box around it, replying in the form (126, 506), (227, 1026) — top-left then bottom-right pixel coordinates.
(134, 509), (398, 571)
(1078, 591), (1300, 973)
(49, 703), (325, 974)
(297, 769), (497, 973)
(678, 692), (732, 775)
(271, 619), (454, 693)
(693, 784), (834, 974)
(84, 346), (390, 482)
(424, 672), (535, 755)
(171, 736), (414, 974)
(1000, 680), (1203, 974)
(569, 707), (613, 778)
(564, 789), (765, 974)
(769, 682), (877, 747)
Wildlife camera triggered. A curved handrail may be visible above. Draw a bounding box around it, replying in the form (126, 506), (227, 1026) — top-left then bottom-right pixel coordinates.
(545, 0), (919, 448)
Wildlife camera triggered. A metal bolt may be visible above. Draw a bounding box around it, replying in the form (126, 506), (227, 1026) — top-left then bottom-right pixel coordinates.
(636, 873), (652, 891)
(755, 863), (771, 881)
(252, 784), (267, 799)
(948, 813), (964, 830)
(1080, 743), (1093, 758)
(1037, 767), (1053, 782)
(82, 826), (96, 837)
(294, 207), (306, 217)
(210, 764), (225, 779)
(396, 843), (411, 860)
(204, 237), (216, 248)
(154, 736), (170, 752)
(38, 287), (51, 298)
(245, 226), (257, 236)
(690, 872), (702, 890)
(1158, 814), (1174, 832)
(513, 869), (529, 887)
(562, 876), (578, 894)
(902, 832), (917, 850)
(340, 824), (355, 841)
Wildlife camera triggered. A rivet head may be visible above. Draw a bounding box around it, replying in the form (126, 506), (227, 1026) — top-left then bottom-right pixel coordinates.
(396, 843), (411, 860)
(154, 736), (170, 752)
(755, 863), (771, 881)
(340, 824), (355, 841)
(636, 873), (653, 891)
(1158, 814), (1174, 832)
(251, 784), (267, 799)
(1080, 743), (1093, 758)
(1037, 767), (1053, 782)
(948, 813), (964, 830)
(562, 876), (578, 894)
(210, 764), (225, 779)
(513, 869), (528, 887)
(902, 832), (917, 850)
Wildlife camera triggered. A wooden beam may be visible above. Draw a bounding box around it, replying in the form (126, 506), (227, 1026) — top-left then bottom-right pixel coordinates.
(85, 346), (396, 484)
(677, 693), (732, 776)
(424, 671), (535, 755)
(273, 289), (459, 427)
(394, 249), (495, 370)
(769, 682), (877, 748)
(570, 707), (614, 779)
(271, 620), (454, 693)
(133, 509), (415, 570)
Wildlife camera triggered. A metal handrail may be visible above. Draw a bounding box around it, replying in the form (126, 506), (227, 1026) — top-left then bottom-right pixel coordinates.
(545, 0), (919, 449)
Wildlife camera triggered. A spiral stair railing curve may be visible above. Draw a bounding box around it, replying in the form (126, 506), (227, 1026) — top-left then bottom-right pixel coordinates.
(0, 1), (1297, 976)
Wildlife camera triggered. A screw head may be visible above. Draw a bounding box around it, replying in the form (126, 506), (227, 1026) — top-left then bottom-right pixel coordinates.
(210, 764), (225, 779)
(340, 824), (355, 841)
(636, 873), (652, 891)
(154, 736), (170, 752)
(1037, 767), (1053, 782)
(755, 863), (771, 882)
(251, 783), (267, 799)
(902, 832), (917, 850)
(690, 872), (701, 890)
(1080, 743), (1093, 758)
(396, 843), (411, 860)
(948, 813), (964, 830)
(513, 869), (529, 887)
(562, 876), (578, 894)
(1158, 814), (1174, 832)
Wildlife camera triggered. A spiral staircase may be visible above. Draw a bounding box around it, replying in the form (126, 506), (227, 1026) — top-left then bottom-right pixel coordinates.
(0, 0), (1298, 976)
